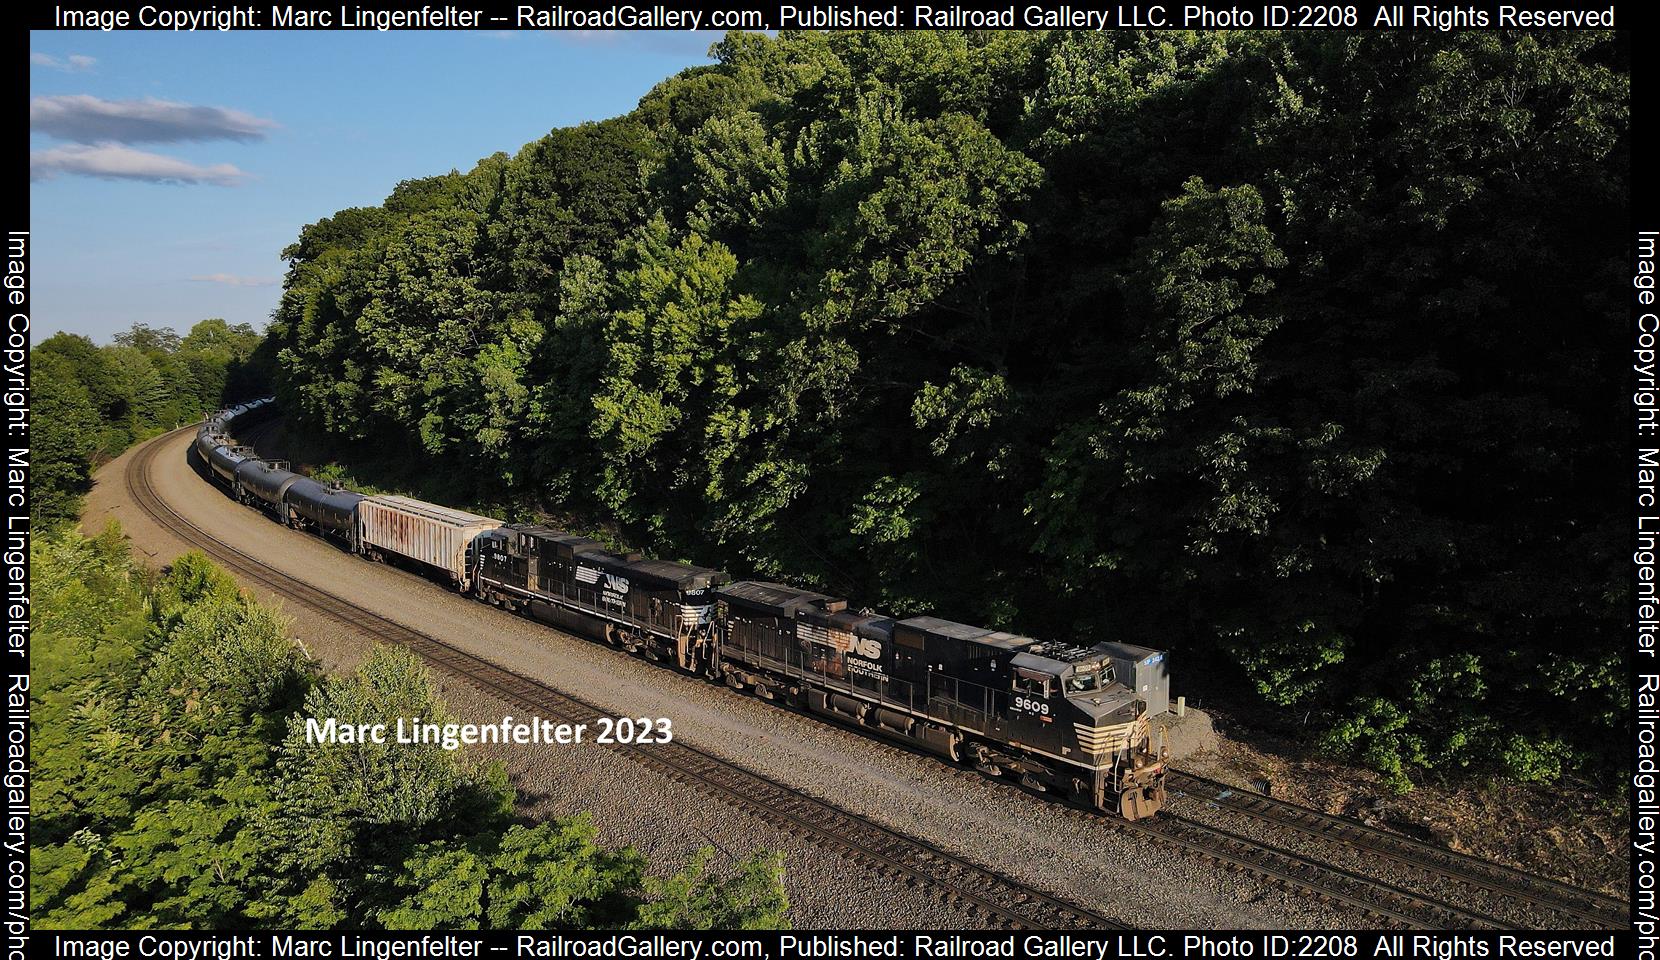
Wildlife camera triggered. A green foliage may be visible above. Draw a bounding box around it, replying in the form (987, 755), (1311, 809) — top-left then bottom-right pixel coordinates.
(31, 352), (103, 527)
(483, 818), (644, 929)
(590, 215), (764, 539)
(268, 30), (1626, 790)
(637, 849), (790, 931)
(31, 529), (788, 929)
(32, 529), (309, 928)
(31, 319), (270, 528)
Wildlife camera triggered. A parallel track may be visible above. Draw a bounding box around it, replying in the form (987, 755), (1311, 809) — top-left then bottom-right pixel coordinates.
(127, 429), (1126, 932)
(1120, 814), (1510, 929)
(1167, 771), (1627, 928)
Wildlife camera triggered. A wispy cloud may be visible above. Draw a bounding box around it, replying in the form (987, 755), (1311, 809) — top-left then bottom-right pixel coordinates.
(189, 273), (278, 287)
(31, 144), (247, 186)
(31, 53), (97, 72)
(30, 95), (277, 144)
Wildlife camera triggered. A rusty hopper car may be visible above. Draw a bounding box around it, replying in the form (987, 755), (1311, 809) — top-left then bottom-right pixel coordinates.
(476, 524), (730, 672)
(357, 495), (499, 591)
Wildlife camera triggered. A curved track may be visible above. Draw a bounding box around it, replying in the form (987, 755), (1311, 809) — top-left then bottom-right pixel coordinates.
(127, 427), (1126, 932)
(1166, 771), (1627, 928)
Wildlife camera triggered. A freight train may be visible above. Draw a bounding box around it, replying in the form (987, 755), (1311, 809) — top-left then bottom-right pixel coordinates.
(193, 401), (1171, 818)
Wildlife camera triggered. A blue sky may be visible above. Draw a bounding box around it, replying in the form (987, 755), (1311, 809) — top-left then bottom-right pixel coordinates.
(28, 30), (722, 343)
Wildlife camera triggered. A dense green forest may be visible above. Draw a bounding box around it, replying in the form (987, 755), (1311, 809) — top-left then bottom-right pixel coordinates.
(266, 30), (1628, 790)
(31, 526), (787, 928)
(32, 319), (272, 526)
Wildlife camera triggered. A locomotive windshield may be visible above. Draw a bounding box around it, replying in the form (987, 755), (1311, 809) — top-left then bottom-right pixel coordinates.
(1065, 670), (1099, 695)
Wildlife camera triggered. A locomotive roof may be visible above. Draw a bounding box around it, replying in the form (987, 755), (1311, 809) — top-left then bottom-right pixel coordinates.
(1024, 641), (1101, 664)
(1095, 640), (1165, 663)
(505, 524), (725, 588)
(509, 524), (608, 554)
(854, 616), (896, 640)
(1013, 640), (1166, 675)
(720, 580), (845, 618)
(619, 557), (729, 591)
(896, 616), (1036, 652)
(801, 604), (891, 633)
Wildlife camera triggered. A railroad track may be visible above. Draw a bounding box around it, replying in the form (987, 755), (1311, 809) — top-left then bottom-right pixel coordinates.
(1167, 771), (1628, 928)
(125, 428), (1125, 932)
(1119, 813), (1511, 930)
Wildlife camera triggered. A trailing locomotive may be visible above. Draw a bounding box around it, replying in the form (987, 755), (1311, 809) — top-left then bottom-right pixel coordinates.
(475, 524), (728, 675)
(194, 402), (1171, 818)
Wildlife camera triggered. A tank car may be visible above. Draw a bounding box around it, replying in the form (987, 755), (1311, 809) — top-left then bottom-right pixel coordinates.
(205, 444), (253, 488)
(283, 477), (363, 546)
(194, 427), (224, 463)
(235, 458), (301, 521)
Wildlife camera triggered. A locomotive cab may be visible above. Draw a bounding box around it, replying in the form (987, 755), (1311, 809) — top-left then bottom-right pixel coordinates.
(1014, 644), (1168, 820)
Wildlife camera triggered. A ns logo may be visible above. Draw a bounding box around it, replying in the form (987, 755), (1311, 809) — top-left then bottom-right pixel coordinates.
(844, 636), (881, 660)
(604, 574), (630, 593)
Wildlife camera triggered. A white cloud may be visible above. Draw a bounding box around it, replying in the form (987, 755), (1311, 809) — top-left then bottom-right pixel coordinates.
(31, 53), (97, 72)
(189, 273), (278, 287)
(30, 95), (277, 144)
(31, 144), (247, 186)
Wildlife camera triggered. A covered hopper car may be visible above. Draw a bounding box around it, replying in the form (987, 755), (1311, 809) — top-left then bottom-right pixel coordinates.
(357, 495), (501, 591)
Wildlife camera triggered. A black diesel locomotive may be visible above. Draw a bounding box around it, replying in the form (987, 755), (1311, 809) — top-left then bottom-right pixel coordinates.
(196, 402), (1171, 818)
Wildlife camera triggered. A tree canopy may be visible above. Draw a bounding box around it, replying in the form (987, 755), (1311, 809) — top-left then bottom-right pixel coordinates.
(31, 318), (272, 527)
(266, 29), (1628, 789)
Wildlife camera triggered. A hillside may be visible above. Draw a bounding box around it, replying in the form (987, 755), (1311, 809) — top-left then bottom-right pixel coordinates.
(265, 29), (1630, 792)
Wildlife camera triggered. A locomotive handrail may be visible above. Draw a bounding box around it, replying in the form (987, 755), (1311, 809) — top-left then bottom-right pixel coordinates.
(723, 632), (1001, 732)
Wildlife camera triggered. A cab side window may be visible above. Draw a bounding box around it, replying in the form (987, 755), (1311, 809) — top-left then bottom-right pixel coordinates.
(1014, 670), (1052, 697)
